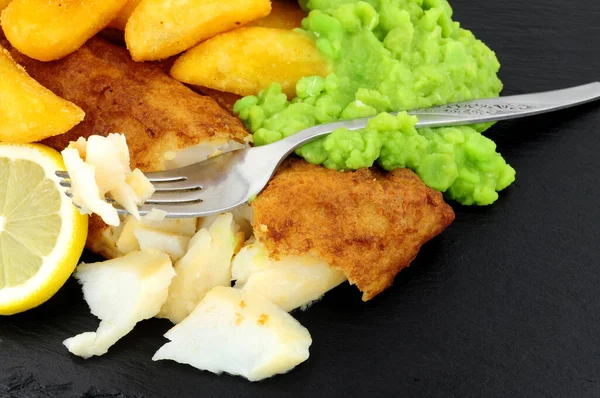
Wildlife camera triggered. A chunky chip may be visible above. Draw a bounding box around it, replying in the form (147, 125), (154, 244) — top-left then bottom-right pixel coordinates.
(1, 0), (127, 61)
(125, 0), (271, 61)
(0, 46), (84, 143)
(170, 27), (330, 98)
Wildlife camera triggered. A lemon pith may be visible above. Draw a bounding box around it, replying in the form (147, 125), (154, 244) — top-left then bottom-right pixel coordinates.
(0, 143), (88, 315)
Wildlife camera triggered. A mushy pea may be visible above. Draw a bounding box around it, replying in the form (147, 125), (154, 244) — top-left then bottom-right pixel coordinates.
(234, 0), (516, 205)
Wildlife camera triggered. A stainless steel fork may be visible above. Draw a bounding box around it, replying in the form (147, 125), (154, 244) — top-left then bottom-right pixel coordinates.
(56, 82), (600, 218)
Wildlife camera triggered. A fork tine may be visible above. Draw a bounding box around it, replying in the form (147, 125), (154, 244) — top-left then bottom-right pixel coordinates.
(151, 180), (202, 192)
(113, 203), (204, 218)
(63, 189), (116, 203)
(55, 170), (199, 192)
(144, 189), (204, 204)
(55, 170), (199, 191)
(57, 176), (199, 195)
(54, 169), (188, 184)
(143, 170), (188, 183)
(113, 198), (246, 219)
(58, 147), (254, 218)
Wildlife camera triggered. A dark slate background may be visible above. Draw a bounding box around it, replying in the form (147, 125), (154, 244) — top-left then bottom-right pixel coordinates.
(1, 0), (600, 396)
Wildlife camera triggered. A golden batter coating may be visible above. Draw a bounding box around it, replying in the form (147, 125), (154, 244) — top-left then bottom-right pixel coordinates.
(0, 36), (248, 171)
(251, 159), (455, 301)
(193, 86), (242, 115)
(0, 35), (248, 257)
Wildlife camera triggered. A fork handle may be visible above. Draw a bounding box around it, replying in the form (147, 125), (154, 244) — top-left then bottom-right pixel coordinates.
(270, 82), (600, 155)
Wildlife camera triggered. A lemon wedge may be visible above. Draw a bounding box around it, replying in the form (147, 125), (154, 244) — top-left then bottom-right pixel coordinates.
(0, 143), (88, 315)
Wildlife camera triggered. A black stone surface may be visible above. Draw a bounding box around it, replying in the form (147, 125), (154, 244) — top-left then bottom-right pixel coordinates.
(1, 0), (600, 396)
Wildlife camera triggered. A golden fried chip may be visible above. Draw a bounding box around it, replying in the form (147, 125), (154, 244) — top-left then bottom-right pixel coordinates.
(170, 27), (330, 98)
(1, 0), (127, 61)
(0, 46), (84, 143)
(125, 0), (271, 61)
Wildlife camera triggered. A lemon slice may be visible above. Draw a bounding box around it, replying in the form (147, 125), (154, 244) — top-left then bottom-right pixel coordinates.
(0, 143), (88, 315)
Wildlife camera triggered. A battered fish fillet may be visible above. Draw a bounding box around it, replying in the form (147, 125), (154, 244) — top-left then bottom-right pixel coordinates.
(251, 159), (455, 301)
(0, 35), (248, 171)
(0, 35), (249, 259)
(194, 86), (241, 115)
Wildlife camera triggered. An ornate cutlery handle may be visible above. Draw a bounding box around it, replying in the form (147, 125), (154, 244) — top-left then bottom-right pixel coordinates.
(269, 82), (600, 154)
(410, 82), (600, 127)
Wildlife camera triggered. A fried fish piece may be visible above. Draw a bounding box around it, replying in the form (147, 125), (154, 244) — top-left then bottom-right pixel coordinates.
(0, 36), (248, 171)
(251, 159), (455, 301)
(0, 35), (248, 258)
(193, 86), (241, 115)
